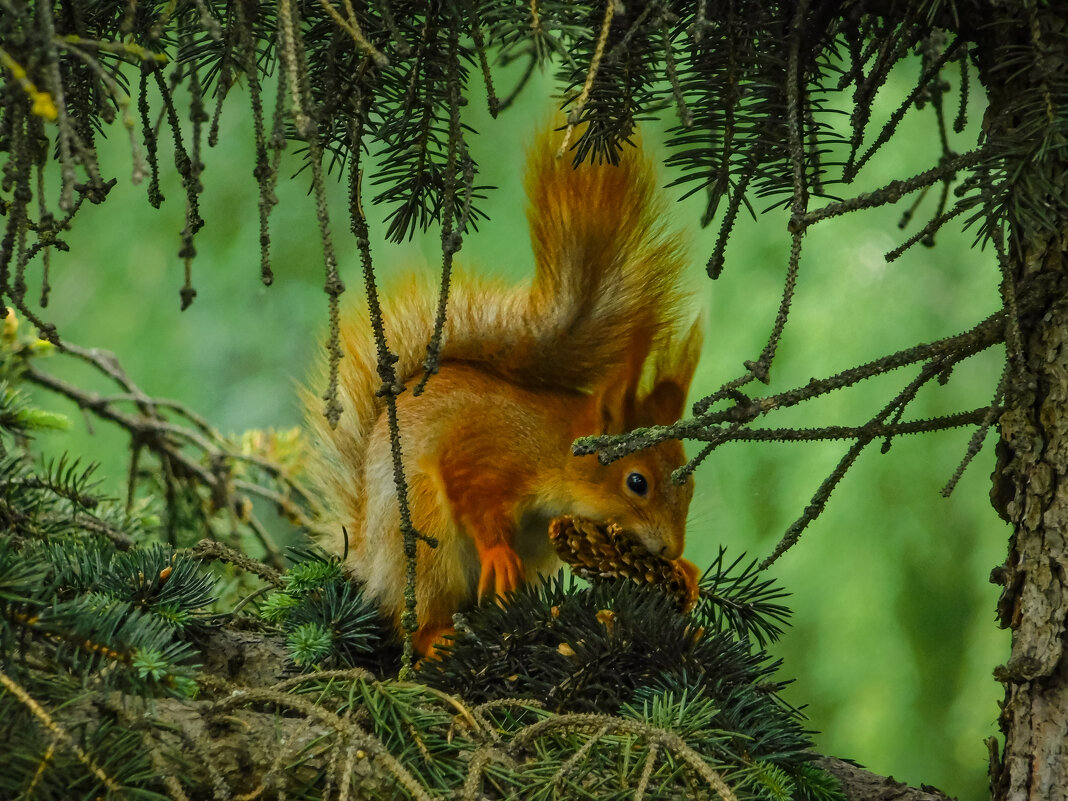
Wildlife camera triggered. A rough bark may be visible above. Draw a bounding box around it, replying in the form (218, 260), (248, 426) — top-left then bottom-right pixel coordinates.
(981, 7), (1068, 799)
(990, 288), (1068, 801)
(817, 758), (956, 801)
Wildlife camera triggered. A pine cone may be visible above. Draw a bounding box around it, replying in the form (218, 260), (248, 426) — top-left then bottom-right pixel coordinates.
(548, 515), (700, 612)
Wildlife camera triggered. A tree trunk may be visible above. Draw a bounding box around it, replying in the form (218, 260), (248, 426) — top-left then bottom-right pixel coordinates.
(991, 284), (1068, 801)
(982, 8), (1068, 799)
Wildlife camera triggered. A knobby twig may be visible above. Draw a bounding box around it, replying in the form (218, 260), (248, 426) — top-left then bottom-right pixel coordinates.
(347, 102), (437, 678)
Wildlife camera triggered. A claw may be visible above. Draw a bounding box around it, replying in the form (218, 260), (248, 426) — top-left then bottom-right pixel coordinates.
(477, 543), (524, 603)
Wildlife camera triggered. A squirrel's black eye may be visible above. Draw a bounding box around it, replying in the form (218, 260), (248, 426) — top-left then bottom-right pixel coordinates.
(626, 472), (649, 496)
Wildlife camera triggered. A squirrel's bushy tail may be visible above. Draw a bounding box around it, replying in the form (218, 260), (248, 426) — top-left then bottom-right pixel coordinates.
(304, 132), (691, 544)
(518, 131), (688, 389)
(429, 131), (690, 391)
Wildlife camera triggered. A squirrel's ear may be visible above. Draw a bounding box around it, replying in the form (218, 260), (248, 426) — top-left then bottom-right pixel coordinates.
(639, 318), (703, 426)
(641, 380), (687, 427)
(595, 328), (655, 434)
(595, 369), (636, 435)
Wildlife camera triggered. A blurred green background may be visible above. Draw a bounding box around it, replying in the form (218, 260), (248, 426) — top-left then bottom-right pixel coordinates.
(22, 58), (1005, 799)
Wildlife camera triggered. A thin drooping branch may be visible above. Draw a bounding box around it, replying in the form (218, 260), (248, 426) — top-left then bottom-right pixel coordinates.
(347, 105), (437, 678)
(556, 0), (616, 157)
(275, 0), (346, 428)
(234, 0), (279, 287)
(761, 357), (954, 568)
(414, 16), (464, 397)
(583, 302), (1008, 466)
(20, 344), (322, 568)
(942, 367), (1007, 498)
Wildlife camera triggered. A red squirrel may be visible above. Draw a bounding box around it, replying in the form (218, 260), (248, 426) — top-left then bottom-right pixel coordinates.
(305, 131), (702, 656)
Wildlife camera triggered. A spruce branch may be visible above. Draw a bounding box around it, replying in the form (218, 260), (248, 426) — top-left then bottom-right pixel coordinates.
(557, 0), (617, 158)
(582, 302), (1009, 468)
(20, 344), (319, 568)
(233, 0), (278, 287)
(942, 365), (1009, 499)
(954, 50), (970, 134)
(149, 64), (204, 308)
(316, 0), (388, 68)
(468, 0), (499, 117)
(30, 1), (76, 212)
(414, 17), (464, 397)
(661, 11), (692, 129)
(798, 148), (986, 230)
(189, 538), (283, 588)
(846, 36), (965, 181)
(273, 0), (348, 428)
(0, 669), (123, 794)
(511, 713), (739, 801)
(722, 0), (812, 390)
(703, 143), (764, 278)
(760, 350), (976, 568)
(885, 202), (969, 262)
(709, 409), (999, 445)
(842, 20), (922, 181)
(212, 686), (436, 801)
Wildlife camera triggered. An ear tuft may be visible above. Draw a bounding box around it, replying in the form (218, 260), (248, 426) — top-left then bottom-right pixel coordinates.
(639, 317), (703, 426)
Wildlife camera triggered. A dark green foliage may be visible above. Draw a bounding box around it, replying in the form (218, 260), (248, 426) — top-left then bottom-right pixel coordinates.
(0, 345), (213, 704)
(553, 3), (665, 166)
(422, 563), (822, 795)
(697, 548), (792, 649)
(0, 703), (170, 801)
(263, 548), (393, 668)
(425, 572), (765, 709)
(664, 4), (846, 232)
(366, 14), (491, 243)
(98, 543), (216, 626)
(0, 352), (121, 542)
(350, 678), (471, 790)
(792, 761), (849, 801)
(0, 535), (212, 698)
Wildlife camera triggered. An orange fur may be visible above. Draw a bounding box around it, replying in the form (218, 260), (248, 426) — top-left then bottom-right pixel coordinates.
(304, 132), (701, 655)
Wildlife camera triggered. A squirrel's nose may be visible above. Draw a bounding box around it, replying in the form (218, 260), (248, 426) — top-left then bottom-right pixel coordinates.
(659, 541), (683, 560)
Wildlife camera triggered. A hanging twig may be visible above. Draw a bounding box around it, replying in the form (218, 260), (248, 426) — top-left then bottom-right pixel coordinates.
(414, 18), (463, 397)
(580, 304), (1009, 465)
(557, 0), (618, 157)
(347, 104), (437, 678)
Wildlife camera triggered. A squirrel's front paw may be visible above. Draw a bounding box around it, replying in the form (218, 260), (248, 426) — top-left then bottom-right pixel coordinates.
(477, 543), (524, 602)
(675, 557), (701, 613)
(413, 625), (455, 660)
